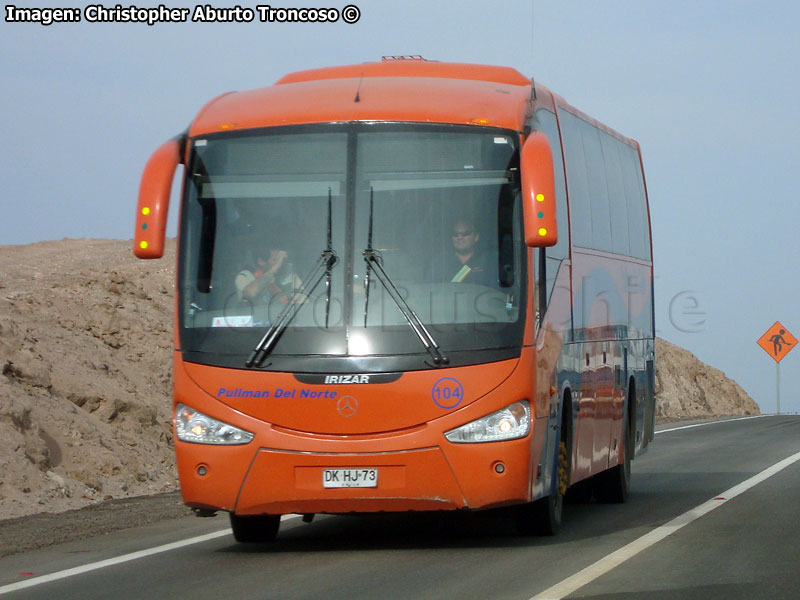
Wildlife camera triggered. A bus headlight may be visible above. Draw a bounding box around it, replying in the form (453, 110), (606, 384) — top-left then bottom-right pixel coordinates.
(444, 400), (530, 443)
(175, 403), (254, 445)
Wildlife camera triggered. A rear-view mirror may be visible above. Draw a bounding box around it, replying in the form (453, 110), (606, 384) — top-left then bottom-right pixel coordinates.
(134, 138), (182, 259)
(520, 132), (558, 248)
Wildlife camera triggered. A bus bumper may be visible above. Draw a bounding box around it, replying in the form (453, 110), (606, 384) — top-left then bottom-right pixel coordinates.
(177, 435), (534, 515)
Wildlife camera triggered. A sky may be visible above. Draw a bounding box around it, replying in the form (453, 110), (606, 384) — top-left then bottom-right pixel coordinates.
(2, 0), (799, 413)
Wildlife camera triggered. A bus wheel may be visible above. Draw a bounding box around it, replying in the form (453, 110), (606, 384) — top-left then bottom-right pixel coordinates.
(229, 513), (281, 543)
(594, 392), (633, 503)
(515, 441), (567, 536)
(516, 489), (563, 536)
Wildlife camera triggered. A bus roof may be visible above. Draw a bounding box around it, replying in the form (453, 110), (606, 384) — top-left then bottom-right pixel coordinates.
(189, 59), (533, 136)
(275, 58), (531, 86)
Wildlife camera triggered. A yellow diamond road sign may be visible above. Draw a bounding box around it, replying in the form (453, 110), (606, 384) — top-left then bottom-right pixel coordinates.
(757, 321), (797, 363)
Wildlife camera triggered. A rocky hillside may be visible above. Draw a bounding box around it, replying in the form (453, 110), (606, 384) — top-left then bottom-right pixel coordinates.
(0, 239), (758, 520)
(655, 338), (760, 420)
(0, 239), (176, 520)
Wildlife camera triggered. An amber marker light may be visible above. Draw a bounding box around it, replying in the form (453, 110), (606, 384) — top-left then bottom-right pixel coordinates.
(139, 241), (149, 249)
(536, 193), (545, 202)
(142, 206), (151, 215)
(538, 228), (548, 237)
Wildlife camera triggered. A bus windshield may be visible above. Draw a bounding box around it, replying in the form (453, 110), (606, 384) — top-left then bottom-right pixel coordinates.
(179, 123), (527, 372)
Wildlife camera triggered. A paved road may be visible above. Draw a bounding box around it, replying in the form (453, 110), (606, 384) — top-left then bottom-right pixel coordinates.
(1, 415), (799, 599)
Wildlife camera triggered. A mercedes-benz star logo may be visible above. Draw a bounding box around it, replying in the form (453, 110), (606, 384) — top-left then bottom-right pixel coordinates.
(337, 396), (358, 418)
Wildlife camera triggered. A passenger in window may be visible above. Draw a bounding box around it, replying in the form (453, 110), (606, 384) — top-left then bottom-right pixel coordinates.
(235, 245), (302, 305)
(427, 219), (496, 286)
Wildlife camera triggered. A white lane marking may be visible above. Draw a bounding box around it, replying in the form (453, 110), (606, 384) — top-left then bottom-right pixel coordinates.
(656, 414), (768, 435)
(0, 515), (300, 595)
(530, 449), (800, 600)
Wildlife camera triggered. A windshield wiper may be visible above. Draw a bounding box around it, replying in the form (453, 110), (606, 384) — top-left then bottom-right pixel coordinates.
(246, 189), (338, 368)
(362, 187), (448, 367)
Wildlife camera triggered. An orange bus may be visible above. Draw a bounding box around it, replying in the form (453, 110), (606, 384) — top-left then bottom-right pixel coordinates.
(135, 57), (655, 541)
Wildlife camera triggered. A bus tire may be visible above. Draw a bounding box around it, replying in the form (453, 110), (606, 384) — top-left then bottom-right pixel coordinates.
(516, 437), (567, 536)
(229, 513), (281, 543)
(515, 491), (563, 536)
(594, 386), (633, 503)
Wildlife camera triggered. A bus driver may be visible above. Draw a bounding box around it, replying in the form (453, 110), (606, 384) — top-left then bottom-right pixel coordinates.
(427, 219), (495, 286)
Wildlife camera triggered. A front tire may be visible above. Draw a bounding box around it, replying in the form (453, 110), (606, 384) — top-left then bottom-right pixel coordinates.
(515, 491), (563, 536)
(516, 440), (567, 536)
(229, 513), (281, 543)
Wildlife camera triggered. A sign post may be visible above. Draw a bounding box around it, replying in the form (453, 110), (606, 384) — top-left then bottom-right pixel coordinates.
(756, 321), (797, 414)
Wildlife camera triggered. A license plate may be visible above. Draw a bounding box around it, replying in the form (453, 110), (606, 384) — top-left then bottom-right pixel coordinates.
(322, 468), (378, 488)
